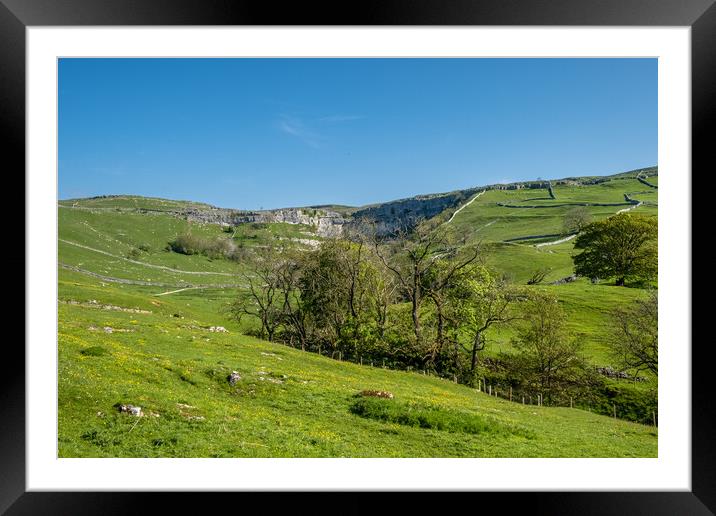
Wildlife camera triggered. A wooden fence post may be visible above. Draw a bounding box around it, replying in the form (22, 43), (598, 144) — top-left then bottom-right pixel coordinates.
(488, 385), (492, 396)
(509, 387), (513, 402)
(339, 351), (342, 361)
(613, 403), (617, 419)
(570, 397), (573, 409)
(653, 411), (657, 427)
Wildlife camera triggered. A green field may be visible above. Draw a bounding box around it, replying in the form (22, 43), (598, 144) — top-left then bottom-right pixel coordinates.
(59, 200), (320, 285)
(58, 268), (656, 458)
(448, 178), (655, 244)
(58, 172), (658, 457)
(447, 175), (657, 283)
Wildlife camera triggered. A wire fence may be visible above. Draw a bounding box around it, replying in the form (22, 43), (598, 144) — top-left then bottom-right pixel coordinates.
(305, 347), (658, 428)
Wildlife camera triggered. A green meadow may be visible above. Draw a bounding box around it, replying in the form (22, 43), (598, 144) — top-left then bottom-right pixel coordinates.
(58, 171), (658, 458)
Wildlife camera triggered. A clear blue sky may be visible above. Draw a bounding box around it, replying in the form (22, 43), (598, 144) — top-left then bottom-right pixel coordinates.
(59, 58), (657, 210)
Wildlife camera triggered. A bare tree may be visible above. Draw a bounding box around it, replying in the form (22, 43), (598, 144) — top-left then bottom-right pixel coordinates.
(563, 206), (592, 235)
(275, 250), (308, 350)
(373, 221), (478, 348)
(228, 247), (286, 341)
(609, 290), (658, 375)
(527, 268), (551, 285)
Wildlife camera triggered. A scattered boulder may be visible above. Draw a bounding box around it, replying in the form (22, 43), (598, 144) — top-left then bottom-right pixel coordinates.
(595, 366), (645, 381)
(227, 371), (242, 385)
(358, 390), (394, 399)
(209, 326), (228, 333)
(100, 326), (133, 334)
(117, 404), (143, 417)
(549, 275), (577, 285)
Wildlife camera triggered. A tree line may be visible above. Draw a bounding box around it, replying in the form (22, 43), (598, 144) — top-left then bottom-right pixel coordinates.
(227, 212), (658, 414)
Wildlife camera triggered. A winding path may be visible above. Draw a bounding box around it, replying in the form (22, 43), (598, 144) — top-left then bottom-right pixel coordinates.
(445, 190), (485, 224)
(60, 262), (243, 289)
(59, 239), (236, 276)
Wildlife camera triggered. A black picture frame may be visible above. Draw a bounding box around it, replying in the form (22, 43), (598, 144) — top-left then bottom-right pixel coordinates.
(4, 1), (712, 513)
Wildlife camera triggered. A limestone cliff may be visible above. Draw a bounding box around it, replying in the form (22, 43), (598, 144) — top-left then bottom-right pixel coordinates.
(180, 206), (346, 237)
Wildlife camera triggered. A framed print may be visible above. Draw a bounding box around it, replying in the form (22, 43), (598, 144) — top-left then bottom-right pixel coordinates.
(4, 0), (713, 513)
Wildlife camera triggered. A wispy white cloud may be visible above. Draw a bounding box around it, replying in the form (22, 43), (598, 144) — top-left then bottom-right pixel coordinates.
(277, 115), (321, 148)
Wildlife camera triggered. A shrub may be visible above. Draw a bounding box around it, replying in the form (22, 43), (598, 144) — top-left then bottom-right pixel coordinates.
(80, 346), (108, 357)
(126, 248), (141, 259)
(349, 397), (533, 438)
(168, 233), (239, 261)
(589, 383), (657, 425)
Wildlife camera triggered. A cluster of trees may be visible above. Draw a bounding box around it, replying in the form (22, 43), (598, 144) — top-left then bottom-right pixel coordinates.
(226, 211), (658, 413)
(228, 222), (600, 398)
(229, 224), (521, 384)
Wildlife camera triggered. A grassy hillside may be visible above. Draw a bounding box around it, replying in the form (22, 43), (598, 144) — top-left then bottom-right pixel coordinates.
(59, 199), (320, 285)
(446, 174), (657, 283)
(57, 170), (658, 457)
(58, 269), (656, 457)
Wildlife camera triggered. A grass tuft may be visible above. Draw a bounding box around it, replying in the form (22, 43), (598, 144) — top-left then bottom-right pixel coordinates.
(349, 397), (534, 438)
(80, 346), (108, 357)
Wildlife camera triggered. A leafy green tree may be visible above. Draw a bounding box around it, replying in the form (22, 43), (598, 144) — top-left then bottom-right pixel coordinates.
(572, 213), (657, 286)
(421, 246), (483, 364)
(445, 266), (516, 380)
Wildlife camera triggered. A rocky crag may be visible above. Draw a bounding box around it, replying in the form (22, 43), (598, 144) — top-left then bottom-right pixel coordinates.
(180, 206), (346, 237)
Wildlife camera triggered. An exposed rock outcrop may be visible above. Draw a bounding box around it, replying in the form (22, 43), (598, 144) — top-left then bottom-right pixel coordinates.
(179, 206), (346, 237)
(349, 189), (481, 236)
